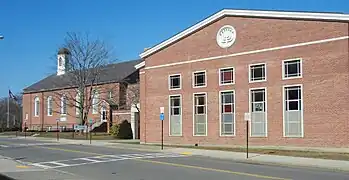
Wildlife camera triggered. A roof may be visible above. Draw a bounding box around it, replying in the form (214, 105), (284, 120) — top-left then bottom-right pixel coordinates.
(139, 9), (349, 59)
(23, 59), (142, 94)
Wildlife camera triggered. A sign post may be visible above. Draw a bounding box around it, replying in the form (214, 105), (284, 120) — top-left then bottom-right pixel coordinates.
(160, 107), (164, 150)
(56, 119), (60, 141)
(244, 112), (251, 159)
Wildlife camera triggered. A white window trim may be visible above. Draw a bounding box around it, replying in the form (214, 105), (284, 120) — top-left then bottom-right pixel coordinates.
(192, 70), (207, 88)
(34, 96), (40, 117)
(248, 87), (268, 137)
(219, 90), (236, 137)
(60, 95), (67, 116)
(168, 74), (182, 90)
(168, 94), (183, 136)
(47, 96), (53, 116)
(248, 63), (267, 83)
(219, 67), (235, 86)
(92, 91), (99, 114)
(76, 92), (80, 116)
(282, 84), (304, 138)
(282, 58), (303, 80)
(192, 92), (208, 136)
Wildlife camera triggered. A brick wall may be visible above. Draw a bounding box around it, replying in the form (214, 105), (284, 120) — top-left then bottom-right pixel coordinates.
(22, 82), (127, 130)
(140, 16), (349, 148)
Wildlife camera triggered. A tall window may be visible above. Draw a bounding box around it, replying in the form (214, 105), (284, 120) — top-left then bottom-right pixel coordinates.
(249, 63), (266, 82)
(169, 74), (181, 90)
(193, 71), (206, 88)
(284, 85), (303, 137)
(101, 106), (107, 122)
(47, 96), (52, 116)
(283, 59), (302, 79)
(220, 91), (235, 136)
(250, 88), (267, 137)
(219, 67), (234, 85)
(61, 95), (67, 115)
(169, 95), (182, 136)
(76, 91), (81, 116)
(108, 90), (113, 99)
(92, 90), (99, 114)
(193, 93), (207, 136)
(34, 97), (40, 117)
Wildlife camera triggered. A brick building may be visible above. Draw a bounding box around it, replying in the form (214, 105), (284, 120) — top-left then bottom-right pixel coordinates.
(135, 9), (349, 148)
(22, 49), (141, 139)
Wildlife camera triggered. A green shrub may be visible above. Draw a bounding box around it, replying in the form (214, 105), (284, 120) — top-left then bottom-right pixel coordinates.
(109, 124), (120, 137)
(117, 120), (133, 139)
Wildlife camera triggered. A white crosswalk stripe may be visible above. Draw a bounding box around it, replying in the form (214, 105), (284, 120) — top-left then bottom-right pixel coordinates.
(29, 152), (189, 169)
(0, 145), (9, 148)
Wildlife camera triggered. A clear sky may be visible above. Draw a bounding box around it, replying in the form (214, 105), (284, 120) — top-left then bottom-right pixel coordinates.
(0, 0), (348, 97)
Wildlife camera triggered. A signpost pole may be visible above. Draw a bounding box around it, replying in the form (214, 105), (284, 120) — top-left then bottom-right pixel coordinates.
(56, 120), (59, 141)
(244, 112), (250, 159)
(160, 107), (164, 150)
(72, 124), (75, 139)
(246, 120), (249, 159)
(89, 119), (93, 144)
(161, 118), (164, 150)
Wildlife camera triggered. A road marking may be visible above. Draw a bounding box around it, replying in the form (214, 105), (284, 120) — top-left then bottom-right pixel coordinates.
(16, 166), (28, 168)
(29, 152), (187, 169)
(135, 158), (292, 180)
(31, 145), (290, 179)
(0, 145), (9, 147)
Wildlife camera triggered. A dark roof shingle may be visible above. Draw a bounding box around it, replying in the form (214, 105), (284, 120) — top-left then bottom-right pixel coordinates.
(23, 59), (142, 93)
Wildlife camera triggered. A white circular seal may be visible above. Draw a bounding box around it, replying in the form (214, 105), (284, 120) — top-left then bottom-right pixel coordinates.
(216, 25), (236, 48)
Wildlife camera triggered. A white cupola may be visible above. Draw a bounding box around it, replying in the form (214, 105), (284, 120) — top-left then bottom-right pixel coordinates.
(57, 48), (70, 75)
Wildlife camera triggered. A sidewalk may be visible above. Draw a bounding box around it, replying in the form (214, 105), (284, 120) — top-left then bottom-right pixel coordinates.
(14, 136), (349, 172)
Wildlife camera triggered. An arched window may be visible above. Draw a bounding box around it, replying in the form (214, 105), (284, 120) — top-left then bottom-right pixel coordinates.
(58, 57), (63, 66)
(34, 97), (40, 117)
(47, 96), (52, 116)
(92, 90), (99, 114)
(61, 95), (67, 115)
(101, 106), (107, 122)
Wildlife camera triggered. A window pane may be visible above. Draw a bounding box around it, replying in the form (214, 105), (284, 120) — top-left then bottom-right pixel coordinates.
(288, 101), (299, 110)
(171, 97), (180, 106)
(285, 60), (300, 77)
(222, 93), (233, 103)
(172, 107), (180, 115)
(170, 75), (180, 89)
(223, 104), (232, 113)
(288, 89), (299, 100)
(250, 64), (265, 81)
(253, 91), (264, 102)
(196, 106), (205, 114)
(222, 114), (233, 123)
(194, 72), (205, 86)
(196, 96), (205, 105)
(221, 68), (233, 84)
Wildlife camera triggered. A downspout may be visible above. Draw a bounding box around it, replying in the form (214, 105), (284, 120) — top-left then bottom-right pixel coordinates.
(29, 94), (32, 130)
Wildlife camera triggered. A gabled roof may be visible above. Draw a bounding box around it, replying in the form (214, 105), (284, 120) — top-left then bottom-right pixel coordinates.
(23, 59), (142, 94)
(139, 9), (349, 59)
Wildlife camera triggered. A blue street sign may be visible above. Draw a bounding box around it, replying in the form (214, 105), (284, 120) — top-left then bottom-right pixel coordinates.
(160, 113), (164, 121)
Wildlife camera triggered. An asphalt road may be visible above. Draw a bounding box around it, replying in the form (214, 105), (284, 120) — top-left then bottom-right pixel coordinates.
(1, 137), (349, 180)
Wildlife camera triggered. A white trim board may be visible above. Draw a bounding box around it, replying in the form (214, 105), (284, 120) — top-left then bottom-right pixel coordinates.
(140, 9), (349, 58)
(138, 36), (348, 70)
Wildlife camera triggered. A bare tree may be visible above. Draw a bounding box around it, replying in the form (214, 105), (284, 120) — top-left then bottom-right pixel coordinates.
(52, 32), (115, 126)
(127, 82), (140, 112)
(0, 94), (22, 131)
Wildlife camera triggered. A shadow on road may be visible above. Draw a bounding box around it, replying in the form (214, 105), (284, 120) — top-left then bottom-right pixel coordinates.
(0, 174), (16, 180)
